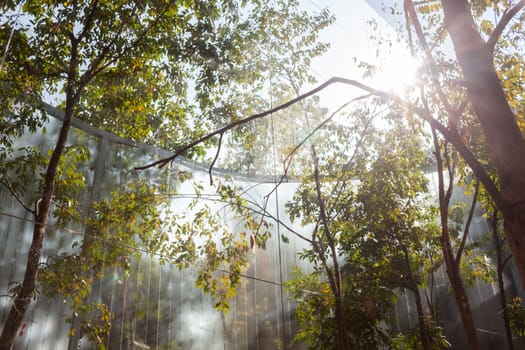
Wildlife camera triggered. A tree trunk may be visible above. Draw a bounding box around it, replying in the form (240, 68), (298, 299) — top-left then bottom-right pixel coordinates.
(442, 237), (479, 350)
(490, 210), (515, 350)
(0, 98), (75, 350)
(334, 296), (350, 350)
(431, 126), (479, 349)
(0, 221), (47, 350)
(497, 265), (515, 350)
(441, 0), (525, 286)
(494, 237), (515, 349)
(403, 247), (431, 350)
(312, 146), (350, 350)
(505, 206), (525, 288)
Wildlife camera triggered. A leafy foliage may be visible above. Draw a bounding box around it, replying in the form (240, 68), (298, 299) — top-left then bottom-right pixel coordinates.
(285, 104), (444, 348)
(1, 0), (330, 347)
(506, 297), (525, 337)
(392, 316), (450, 350)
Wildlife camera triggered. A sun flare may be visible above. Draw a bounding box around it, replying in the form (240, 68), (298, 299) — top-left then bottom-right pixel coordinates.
(371, 46), (419, 93)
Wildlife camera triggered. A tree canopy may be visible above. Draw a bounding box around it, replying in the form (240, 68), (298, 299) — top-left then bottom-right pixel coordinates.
(2, 0), (525, 349)
(0, 1), (332, 348)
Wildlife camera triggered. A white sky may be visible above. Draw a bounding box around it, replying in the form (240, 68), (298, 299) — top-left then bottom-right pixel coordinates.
(298, 0), (416, 113)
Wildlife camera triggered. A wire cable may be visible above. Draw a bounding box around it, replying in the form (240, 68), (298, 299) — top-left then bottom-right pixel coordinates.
(0, 210), (322, 295)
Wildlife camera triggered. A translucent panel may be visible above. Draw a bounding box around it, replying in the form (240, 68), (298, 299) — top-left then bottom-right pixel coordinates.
(1, 107), (524, 350)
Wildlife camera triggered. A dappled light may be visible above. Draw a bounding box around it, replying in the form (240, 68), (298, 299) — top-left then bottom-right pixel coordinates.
(1, 1), (525, 350)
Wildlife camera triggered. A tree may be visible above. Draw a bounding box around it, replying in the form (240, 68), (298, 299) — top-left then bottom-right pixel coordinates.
(0, 1), (332, 348)
(134, 1), (525, 296)
(437, 0), (525, 293)
(400, 0), (525, 289)
(283, 103), (447, 349)
(429, 126), (481, 349)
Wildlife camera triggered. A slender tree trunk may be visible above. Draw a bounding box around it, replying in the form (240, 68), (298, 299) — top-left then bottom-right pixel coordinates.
(496, 264), (514, 350)
(442, 236), (479, 349)
(492, 211), (515, 350)
(403, 247), (431, 350)
(333, 295), (349, 350)
(0, 103), (74, 350)
(0, 39), (80, 344)
(431, 128), (479, 349)
(313, 246), (349, 350)
(311, 146), (350, 350)
(505, 208), (525, 287)
(441, 0), (525, 287)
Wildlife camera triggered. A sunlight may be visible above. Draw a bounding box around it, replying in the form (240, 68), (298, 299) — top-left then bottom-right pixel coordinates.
(371, 45), (419, 93)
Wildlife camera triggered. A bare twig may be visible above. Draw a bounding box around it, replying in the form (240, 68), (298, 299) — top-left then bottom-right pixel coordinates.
(264, 94), (371, 199)
(325, 106), (379, 219)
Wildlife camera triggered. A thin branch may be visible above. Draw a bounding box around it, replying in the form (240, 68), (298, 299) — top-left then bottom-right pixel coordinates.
(256, 94), (371, 239)
(312, 145), (341, 296)
(209, 132), (223, 185)
(431, 127), (447, 229)
(80, 1), (170, 89)
(0, 0), (25, 73)
(312, 147), (330, 246)
(136, 76), (450, 171)
(310, 219), (339, 303)
(448, 94), (469, 129)
(136, 78), (375, 170)
(253, 194), (271, 242)
(271, 94), (371, 193)
(487, 0), (525, 53)
(456, 179), (480, 264)
(456, 95), (469, 115)
(326, 108), (379, 219)
(404, 0), (454, 113)
(76, 0), (100, 42)
(245, 199), (312, 244)
(443, 141), (457, 210)
(0, 180), (35, 214)
(503, 254), (513, 269)
(199, 191), (313, 244)
(429, 25), (447, 53)
(135, 75), (504, 213)
(405, 1), (415, 56)
(79, 3), (140, 86)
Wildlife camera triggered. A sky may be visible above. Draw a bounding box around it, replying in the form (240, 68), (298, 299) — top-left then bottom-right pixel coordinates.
(298, 0), (416, 114)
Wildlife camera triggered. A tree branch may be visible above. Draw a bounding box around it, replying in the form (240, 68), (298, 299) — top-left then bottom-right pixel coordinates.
(0, 180), (35, 214)
(404, 0), (454, 113)
(326, 108), (377, 219)
(205, 192), (313, 244)
(136, 77), (446, 170)
(208, 132), (223, 185)
(135, 75), (505, 214)
(503, 254), (513, 269)
(443, 141), (457, 211)
(77, 0), (100, 42)
(312, 145), (341, 297)
(79, 3), (140, 86)
(487, 0), (525, 53)
(456, 179), (480, 264)
(259, 96), (368, 208)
